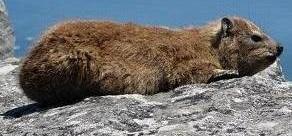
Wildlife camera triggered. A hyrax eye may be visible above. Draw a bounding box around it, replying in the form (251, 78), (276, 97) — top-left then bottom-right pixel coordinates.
(251, 35), (262, 42)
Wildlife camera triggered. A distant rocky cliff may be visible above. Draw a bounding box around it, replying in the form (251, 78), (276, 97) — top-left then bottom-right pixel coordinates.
(0, 0), (14, 60)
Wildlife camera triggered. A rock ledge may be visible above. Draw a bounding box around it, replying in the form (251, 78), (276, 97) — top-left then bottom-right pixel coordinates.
(0, 59), (291, 136)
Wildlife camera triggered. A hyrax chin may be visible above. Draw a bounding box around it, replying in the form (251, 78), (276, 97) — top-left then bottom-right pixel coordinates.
(19, 16), (283, 106)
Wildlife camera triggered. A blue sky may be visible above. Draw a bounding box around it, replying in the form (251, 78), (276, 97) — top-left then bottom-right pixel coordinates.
(5, 0), (292, 79)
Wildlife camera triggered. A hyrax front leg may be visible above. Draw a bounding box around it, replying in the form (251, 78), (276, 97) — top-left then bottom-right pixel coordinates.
(168, 60), (221, 86)
(207, 69), (239, 83)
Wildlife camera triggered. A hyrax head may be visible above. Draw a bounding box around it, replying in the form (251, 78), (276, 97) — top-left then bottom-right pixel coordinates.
(217, 16), (283, 76)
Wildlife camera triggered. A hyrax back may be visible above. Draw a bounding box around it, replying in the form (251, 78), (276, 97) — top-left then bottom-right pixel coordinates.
(20, 17), (283, 105)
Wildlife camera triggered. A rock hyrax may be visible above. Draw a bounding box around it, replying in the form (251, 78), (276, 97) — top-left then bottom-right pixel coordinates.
(19, 16), (283, 106)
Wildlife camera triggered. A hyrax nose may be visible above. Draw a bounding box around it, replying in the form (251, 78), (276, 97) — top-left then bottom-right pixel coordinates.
(276, 46), (283, 56)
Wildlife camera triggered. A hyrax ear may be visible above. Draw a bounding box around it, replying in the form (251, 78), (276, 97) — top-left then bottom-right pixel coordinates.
(221, 17), (234, 37)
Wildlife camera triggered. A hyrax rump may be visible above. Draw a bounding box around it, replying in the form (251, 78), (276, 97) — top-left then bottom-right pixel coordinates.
(20, 16), (283, 106)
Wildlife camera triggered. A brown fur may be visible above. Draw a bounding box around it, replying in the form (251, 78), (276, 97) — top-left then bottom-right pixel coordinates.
(19, 17), (282, 106)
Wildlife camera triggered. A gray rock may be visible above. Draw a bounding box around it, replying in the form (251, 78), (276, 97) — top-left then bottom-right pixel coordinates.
(0, 0), (14, 60)
(0, 59), (291, 136)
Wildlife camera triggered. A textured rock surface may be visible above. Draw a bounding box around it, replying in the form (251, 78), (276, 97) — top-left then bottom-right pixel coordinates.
(0, 59), (291, 136)
(0, 0), (14, 60)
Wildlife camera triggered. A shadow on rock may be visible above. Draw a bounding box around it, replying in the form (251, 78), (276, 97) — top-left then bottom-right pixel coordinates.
(1, 99), (87, 118)
(1, 103), (45, 118)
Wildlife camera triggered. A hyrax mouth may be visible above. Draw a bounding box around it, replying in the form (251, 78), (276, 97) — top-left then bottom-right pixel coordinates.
(266, 54), (277, 62)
